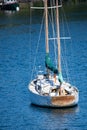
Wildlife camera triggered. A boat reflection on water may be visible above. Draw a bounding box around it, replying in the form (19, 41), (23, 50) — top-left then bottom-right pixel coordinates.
(49, 105), (79, 116)
(29, 104), (79, 129)
(4, 10), (16, 15)
(30, 103), (79, 115)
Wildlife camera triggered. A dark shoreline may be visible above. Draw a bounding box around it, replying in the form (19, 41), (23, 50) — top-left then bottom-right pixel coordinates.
(18, 0), (87, 3)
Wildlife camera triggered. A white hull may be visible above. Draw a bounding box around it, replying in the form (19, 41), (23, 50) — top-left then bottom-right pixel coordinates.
(29, 91), (78, 108)
(28, 75), (79, 108)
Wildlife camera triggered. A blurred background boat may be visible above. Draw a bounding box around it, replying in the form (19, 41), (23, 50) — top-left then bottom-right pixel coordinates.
(0, 0), (19, 11)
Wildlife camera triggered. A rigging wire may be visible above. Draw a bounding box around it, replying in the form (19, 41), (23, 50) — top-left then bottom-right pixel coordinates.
(49, 0), (58, 68)
(61, 6), (75, 83)
(53, 0), (58, 68)
(30, 0), (74, 83)
(29, 3), (32, 80)
(62, 6), (73, 56)
(61, 9), (70, 82)
(30, 9), (45, 80)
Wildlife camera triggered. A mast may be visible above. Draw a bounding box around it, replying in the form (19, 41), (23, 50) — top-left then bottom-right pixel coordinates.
(56, 0), (63, 82)
(44, 0), (50, 75)
(56, 0), (61, 73)
(44, 0), (49, 54)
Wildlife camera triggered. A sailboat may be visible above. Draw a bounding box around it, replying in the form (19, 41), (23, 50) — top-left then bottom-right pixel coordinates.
(28, 0), (79, 108)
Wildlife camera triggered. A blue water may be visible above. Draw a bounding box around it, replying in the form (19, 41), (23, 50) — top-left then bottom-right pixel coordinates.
(0, 4), (87, 130)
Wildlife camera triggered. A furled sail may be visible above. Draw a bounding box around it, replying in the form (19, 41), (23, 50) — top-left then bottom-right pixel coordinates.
(45, 53), (63, 83)
(45, 53), (58, 74)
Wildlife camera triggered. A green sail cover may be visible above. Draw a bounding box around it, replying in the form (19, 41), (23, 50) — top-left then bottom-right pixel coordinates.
(45, 53), (63, 83)
(45, 53), (58, 74)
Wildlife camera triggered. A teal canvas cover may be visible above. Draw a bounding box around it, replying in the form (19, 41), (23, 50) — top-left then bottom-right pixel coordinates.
(45, 53), (63, 83)
(45, 53), (58, 74)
